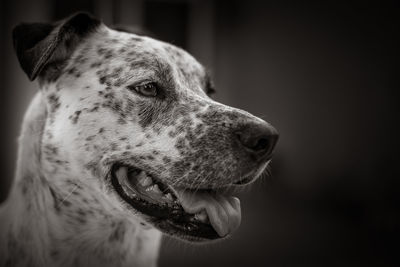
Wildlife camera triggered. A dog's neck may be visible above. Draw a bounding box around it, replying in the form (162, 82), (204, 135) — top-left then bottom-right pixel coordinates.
(0, 92), (161, 267)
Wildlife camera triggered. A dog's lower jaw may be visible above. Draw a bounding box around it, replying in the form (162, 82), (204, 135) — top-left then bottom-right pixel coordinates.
(0, 92), (161, 267)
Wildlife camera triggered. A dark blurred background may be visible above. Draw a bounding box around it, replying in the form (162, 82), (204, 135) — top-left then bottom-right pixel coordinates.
(1, 0), (399, 266)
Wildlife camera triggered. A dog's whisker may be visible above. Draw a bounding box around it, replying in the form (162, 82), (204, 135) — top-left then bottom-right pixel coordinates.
(59, 185), (79, 205)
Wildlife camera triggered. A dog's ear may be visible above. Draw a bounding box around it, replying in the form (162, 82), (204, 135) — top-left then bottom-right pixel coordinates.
(12, 12), (101, 81)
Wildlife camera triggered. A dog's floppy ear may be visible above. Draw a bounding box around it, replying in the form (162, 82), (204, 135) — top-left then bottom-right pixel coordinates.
(12, 12), (101, 81)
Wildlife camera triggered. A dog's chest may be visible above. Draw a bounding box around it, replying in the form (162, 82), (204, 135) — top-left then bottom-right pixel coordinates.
(51, 227), (162, 267)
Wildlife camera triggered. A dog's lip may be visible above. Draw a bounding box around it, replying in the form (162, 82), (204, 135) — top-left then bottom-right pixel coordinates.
(110, 163), (242, 239)
(110, 163), (221, 240)
(233, 158), (271, 185)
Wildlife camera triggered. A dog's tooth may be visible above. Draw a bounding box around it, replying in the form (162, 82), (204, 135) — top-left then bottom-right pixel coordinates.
(142, 177), (153, 187)
(124, 188), (136, 198)
(145, 185), (153, 192)
(145, 185), (162, 195)
(194, 210), (208, 223)
(151, 184), (163, 195)
(138, 172), (153, 187)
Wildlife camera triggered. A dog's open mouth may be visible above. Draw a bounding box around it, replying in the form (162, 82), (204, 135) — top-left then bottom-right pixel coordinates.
(110, 164), (241, 241)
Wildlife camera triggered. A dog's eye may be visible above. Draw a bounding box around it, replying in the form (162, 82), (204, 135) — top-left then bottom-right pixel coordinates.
(128, 82), (158, 97)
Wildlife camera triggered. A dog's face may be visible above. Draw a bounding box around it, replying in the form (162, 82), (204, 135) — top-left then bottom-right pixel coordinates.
(14, 13), (278, 242)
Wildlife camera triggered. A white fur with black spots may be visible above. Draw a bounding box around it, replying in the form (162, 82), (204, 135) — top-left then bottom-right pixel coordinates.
(0, 12), (278, 267)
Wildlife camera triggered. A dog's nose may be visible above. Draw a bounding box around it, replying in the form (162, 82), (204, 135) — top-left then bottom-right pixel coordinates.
(236, 122), (279, 159)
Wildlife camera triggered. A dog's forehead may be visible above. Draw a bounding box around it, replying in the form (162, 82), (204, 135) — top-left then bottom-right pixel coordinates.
(84, 27), (207, 92)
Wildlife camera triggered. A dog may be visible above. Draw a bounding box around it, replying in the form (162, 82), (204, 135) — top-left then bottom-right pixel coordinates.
(0, 12), (278, 267)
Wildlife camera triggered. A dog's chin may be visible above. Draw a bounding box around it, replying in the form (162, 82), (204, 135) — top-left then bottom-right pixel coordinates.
(110, 163), (243, 242)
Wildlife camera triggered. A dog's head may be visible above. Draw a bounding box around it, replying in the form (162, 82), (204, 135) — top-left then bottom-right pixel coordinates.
(13, 13), (278, 242)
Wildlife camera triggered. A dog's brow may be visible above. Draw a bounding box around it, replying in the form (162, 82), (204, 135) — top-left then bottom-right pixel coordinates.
(126, 58), (172, 81)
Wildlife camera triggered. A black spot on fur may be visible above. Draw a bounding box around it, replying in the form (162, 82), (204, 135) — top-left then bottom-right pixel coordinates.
(135, 142), (144, 147)
(103, 92), (114, 99)
(97, 47), (107, 55)
(118, 118), (126, 124)
(86, 135), (95, 141)
(62, 200), (71, 207)
(67, 67), (76, 74)
(109, 221), (126, 242)
(69, 110), (82, 124)
(90, 62), (102, 68)
(162, 156), (171, 164)
(168, 130), (177, 138)
(99, 76), (107, 84)
(47, 93), (60, 113)
(77, 209), (86, 217)
(45, 144), (58, 155)
(110, 142), (118, 150)
(76, 216), (86, 224)
(74, 54), (87, 64)
(130, 36), (143, 42)
(89, 105), (99, 112)
(49, 187), (61, 213)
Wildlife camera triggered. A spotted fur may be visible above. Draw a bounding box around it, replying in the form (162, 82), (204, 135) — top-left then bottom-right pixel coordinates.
(0, 13), (277, 267)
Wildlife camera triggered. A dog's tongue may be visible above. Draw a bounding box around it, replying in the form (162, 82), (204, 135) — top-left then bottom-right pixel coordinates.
(175, 189), (241, 237)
